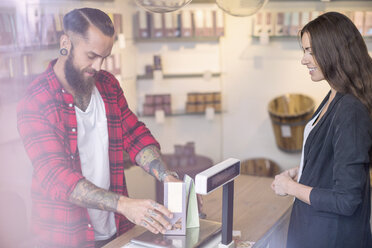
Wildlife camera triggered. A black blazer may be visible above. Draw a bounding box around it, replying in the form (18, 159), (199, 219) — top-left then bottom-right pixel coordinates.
(287, 92), (372, 248)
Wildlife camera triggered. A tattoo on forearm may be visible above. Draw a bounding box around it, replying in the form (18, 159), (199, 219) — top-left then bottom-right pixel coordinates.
(69, 179), (119, 212)
(135, 146), (167, 181)
(149, 160), (168, 181)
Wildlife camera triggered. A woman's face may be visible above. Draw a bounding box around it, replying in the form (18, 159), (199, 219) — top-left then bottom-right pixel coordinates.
(301, 32), (325, 82)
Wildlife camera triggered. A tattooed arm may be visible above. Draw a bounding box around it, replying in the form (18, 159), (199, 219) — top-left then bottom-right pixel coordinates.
(69, 179), (173, 234)
(134, 145), (204, 213)
(69, 179), (120, 212)
(135, 145), (179, 182)
(69, 145), (173, 210)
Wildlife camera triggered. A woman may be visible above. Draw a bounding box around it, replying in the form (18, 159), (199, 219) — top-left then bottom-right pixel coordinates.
(271, 12), (372, 248)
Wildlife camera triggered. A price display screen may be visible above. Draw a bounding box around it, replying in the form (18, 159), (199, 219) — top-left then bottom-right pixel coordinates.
(207, 161), (240, 193)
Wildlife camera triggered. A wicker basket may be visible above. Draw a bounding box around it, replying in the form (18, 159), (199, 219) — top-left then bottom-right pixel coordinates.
(268, 94), (315, 153)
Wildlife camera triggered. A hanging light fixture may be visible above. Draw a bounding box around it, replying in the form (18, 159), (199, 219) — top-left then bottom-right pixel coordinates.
(216, 0), (269, 17)
(134, 0), (193, 13)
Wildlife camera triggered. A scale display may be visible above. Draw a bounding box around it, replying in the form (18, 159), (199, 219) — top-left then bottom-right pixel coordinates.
(195, 158), (240, 195)
(195, 158), (240, 248)
(208, 162), (240, 193)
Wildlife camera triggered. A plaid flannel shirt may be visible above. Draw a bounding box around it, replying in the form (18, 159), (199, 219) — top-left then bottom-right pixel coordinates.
(17, 60), (160, 248)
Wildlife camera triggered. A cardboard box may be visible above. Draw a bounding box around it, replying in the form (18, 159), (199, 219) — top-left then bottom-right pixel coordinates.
(215, 9), (224, 36)
(274, 12), (285, 36)
(137, 10), (150, 38)
(151, 13), (165, 38)
(181, 10), (193, 37)
(365, 11), (372, 36)
(353, 11), (365, 35)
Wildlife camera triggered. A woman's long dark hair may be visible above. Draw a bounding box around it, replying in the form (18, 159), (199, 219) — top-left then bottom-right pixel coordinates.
(300, 12), (372, 119)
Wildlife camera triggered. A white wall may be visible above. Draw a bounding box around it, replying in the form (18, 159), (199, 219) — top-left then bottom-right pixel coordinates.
(134, 4), (224, 169)
(220, 1), (372, 169)
(134, 1), (372, 174)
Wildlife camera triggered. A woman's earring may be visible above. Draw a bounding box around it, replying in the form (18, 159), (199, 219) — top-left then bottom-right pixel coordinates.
(60, 48), (68, 56)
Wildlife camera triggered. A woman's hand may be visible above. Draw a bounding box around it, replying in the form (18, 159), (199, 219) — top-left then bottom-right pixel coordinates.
(271, 166), (312, 204)
(271, 170), (294, 196)
(287, 166), (299, 181)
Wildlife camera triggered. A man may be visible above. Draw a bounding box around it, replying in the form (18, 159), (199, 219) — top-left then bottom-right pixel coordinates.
(17, 8), (180, 248)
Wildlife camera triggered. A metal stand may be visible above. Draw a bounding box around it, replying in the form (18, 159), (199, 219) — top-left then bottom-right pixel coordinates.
(218, 180), (235, 248)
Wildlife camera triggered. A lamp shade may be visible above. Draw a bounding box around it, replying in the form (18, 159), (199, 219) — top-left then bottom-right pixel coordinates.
(135, 0), (192, 13)
(216, 0), (268, 17)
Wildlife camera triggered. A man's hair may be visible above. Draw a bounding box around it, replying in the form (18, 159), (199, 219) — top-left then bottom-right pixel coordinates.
(63, 8), (115, 37)
(300, 12), (372, 119)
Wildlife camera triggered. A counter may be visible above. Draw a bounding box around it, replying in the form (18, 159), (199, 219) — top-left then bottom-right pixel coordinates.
(202, 175), (293, 247)
(104, 175), (293, 248)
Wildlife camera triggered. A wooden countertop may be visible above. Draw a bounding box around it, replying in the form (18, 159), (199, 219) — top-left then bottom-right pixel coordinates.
(103, 219), (221, 248)
(202, 175), (293, 242)
(104, 175), (293, 247)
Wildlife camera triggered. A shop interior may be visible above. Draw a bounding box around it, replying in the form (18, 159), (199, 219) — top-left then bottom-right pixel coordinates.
(0, 0), (371, 247)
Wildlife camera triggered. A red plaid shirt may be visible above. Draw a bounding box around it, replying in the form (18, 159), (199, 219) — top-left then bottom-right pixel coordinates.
(17, 60), (160, 248)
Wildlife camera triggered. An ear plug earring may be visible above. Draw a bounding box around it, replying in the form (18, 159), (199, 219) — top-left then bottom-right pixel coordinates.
(60, 48), (68, 56)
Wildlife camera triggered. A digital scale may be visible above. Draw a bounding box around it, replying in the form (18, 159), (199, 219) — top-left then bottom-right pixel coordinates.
(129, 158), (241, 248)
(195, 158), (240, 248)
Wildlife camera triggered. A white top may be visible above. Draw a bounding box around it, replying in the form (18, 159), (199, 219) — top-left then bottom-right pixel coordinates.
(297, 105), (325, 182)
(75, 86), (117, 240)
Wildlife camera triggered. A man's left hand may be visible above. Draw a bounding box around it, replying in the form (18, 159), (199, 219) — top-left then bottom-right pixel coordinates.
(163, 175), (204, 216)
(163, 175), (181, 183)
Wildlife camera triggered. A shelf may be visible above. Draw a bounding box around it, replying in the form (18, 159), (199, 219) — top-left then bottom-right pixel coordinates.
(137, 72), (221, 80)
(135, 36), (221, 43)
(251, 35), (372, 42)
(0, 74), (38, 84)
(191, 0), (215, 3)
(252, 35), (298, 39)
(0, 44), (59, 54)
(269, 0), (371, 1)
(138, 111), (223, 118)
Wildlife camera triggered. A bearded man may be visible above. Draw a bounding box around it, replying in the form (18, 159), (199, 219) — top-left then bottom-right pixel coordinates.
(17, 8), (180, 248)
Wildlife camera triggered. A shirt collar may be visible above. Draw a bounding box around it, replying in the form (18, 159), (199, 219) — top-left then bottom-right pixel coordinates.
(45, 59), (69, 95)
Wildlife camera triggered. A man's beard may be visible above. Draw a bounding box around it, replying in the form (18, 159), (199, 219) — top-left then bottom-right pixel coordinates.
(64, 48), (96, 98)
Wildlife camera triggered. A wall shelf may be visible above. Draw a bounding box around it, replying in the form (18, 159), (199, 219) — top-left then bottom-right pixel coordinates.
(250, 35), (372, 45)
(0, 44), (59, 55)
(135, 36), (220, 43)
(138, 111), (223, 118)
(137, 72), (221, 80)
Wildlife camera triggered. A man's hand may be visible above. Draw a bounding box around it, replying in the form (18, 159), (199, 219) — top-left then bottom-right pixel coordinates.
(118, 196), (173, 234)
(163, 175), (204, 217)
(163, 175), (181, 183)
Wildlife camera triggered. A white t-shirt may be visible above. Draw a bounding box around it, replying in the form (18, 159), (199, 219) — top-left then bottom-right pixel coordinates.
(75, 86), (117, 241)
(297, 105), (325, 182)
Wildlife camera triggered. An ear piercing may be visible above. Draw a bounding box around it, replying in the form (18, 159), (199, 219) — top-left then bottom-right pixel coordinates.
(60, 48), (68, 56)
